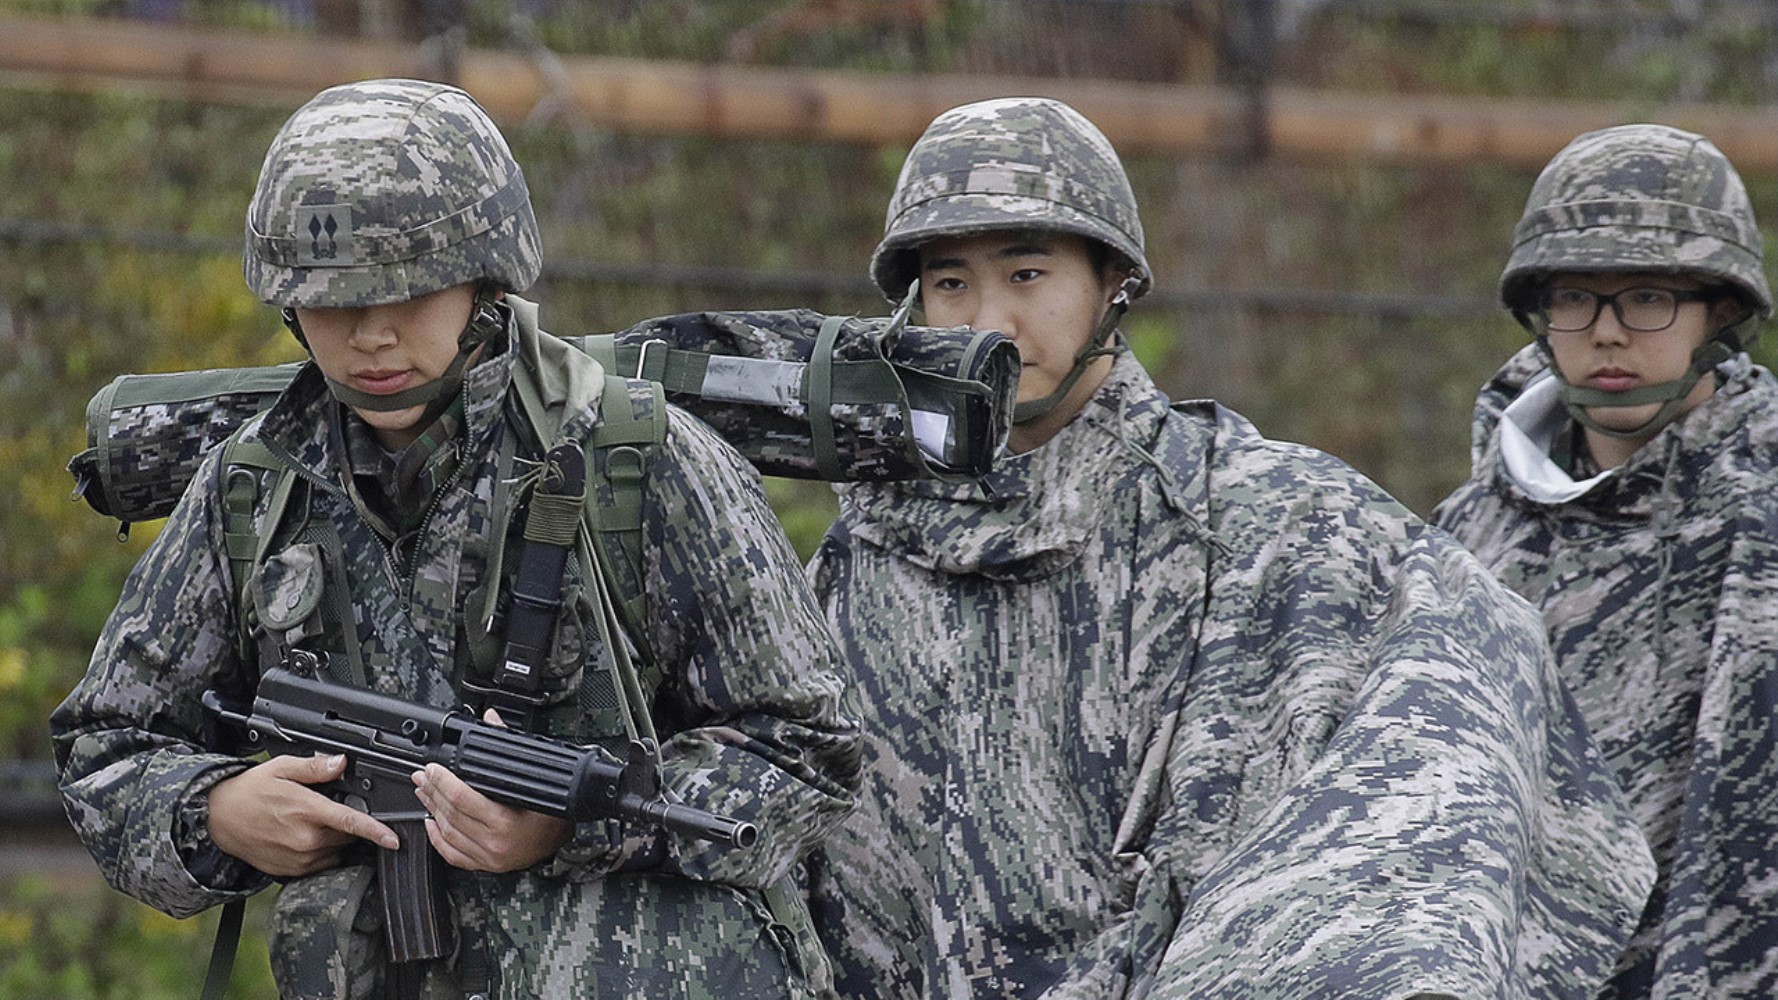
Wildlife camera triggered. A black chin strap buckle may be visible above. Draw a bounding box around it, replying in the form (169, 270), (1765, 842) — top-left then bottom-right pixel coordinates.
(459, 285), (509, 352)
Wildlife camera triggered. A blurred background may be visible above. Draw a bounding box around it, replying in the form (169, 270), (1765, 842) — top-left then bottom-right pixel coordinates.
(3, 0), (1778, 994)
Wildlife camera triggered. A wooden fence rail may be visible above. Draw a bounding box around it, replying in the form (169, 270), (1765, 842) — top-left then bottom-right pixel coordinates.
(4, 14), (1778, 169)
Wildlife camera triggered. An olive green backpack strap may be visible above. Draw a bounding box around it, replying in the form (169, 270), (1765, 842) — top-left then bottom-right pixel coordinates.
(510, 329), (669, 742)
(201, 428), (298, 1000)
(215, 426), (367, 687)
(565, 373), (669, 746)
(575, 337), (831, 996)
(584, 373), (667, 675)
(216, 428), (291, 661)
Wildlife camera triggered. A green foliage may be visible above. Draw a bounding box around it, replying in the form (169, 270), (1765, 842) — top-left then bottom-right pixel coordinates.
(0, 875), (275, 1000)
(762, 478), (840, 563)
(0, 89), (294, 770)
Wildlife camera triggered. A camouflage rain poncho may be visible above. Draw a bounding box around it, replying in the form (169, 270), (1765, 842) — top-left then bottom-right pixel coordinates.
(52, 306), (860, 999)
(1436, 343), (1778, 998)
(806, 353), (1653, 999)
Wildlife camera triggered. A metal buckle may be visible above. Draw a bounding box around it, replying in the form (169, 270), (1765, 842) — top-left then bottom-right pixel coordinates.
(635, 338), (667, 380)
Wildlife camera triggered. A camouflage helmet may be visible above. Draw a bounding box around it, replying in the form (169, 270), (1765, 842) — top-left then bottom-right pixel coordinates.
(1500, 123), (1771, 319)
(870, 97), (1151, 302)
(244, 78), (542, 309)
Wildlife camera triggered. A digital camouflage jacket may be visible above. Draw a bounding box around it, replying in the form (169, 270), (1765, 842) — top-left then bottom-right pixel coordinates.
(52, 304), (860, 999)
(805, 352), (1654, 999)
(1436, 343), (1778, 999)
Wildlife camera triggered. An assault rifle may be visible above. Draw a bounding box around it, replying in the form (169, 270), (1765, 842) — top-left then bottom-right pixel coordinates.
(202, 649), (755, 964)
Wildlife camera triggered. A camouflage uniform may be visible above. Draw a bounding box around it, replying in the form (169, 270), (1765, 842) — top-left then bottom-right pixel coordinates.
(52, 80), (859, 999)
(1436, 126), (1778, 998)
(809, 351), (1652, 999)
(803, 98), (1654, 999)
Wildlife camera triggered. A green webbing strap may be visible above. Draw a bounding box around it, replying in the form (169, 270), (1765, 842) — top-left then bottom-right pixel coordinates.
(579, 333), (619, 372)
(1547, 333), (1735, 440)
(568, 335), (908, 407)
(567, 335), (708, 393)
(219, 433), (296, 661)
(206, 432), (286, 1000)
(523, 491), (584, 547)
(1012, 274), (1139, 425)
(586, 377), (667, 677)
(508, 335), (667, 743)
(808, 315), (848, 481)
(222, 470), (261, 566)
(579, 516), (659, 750)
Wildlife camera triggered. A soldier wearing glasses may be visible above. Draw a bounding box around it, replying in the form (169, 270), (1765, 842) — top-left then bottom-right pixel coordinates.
(1436, 124), (1778, 998)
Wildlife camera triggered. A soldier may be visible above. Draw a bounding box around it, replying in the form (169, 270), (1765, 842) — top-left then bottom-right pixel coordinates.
(51, 79), (858, 999)
(800, 97), (1656, 998)
(1435, 124), (1778, 998)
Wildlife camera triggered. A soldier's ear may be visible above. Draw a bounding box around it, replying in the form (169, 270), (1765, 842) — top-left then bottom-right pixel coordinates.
(1711, 293), (1753, 331)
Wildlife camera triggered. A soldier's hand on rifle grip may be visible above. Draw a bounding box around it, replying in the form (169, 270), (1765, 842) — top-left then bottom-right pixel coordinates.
(411, 708), (573, 873)
(207, 752), (401, 877)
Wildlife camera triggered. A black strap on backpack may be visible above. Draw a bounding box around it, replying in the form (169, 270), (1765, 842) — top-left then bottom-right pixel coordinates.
(482, 438), (586, 730)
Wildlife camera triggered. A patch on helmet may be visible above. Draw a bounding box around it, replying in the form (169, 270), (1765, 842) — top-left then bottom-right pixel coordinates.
(293, 205), (356, 266)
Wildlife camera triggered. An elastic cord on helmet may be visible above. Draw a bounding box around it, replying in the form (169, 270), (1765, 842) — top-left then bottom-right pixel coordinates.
(283, 285), (508, 421)
(1012, 273), (1143, 425)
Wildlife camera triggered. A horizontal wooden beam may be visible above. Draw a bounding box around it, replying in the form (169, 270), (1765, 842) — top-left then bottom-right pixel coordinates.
(4, 14), (1778, 170)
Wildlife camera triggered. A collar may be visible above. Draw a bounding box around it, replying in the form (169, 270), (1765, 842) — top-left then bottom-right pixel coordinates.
(342, 398), (466, 535)
(1498, 372), (1616, 504)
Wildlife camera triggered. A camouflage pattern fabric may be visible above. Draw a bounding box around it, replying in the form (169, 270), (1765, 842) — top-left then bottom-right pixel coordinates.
(52, 305), (859, 999)
(805, 352), (1653, 999)
(243, 78), (543, 309)
(1436, 343), (1778, 998)
(1499, 124), (1771, 318)
(870, 97), (1152, 301)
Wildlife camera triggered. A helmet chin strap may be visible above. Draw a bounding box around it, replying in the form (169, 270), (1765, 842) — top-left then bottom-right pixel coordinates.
(1543, 330), (1736, 441)
(282, 285), (509, 422)
(1012, 273), (1143, 425)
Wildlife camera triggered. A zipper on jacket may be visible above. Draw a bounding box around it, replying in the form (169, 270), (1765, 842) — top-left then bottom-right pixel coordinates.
(398, 448), (471, 601)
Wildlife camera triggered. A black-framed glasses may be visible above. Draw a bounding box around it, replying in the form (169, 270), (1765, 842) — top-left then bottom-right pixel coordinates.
(1536, 286), (1717, 333)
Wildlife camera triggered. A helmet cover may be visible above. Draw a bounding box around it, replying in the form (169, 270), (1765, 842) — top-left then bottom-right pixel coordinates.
(1501, 123), (1770, 318)
(871, 97), (1151, 301)
(244, 78), (542, 309)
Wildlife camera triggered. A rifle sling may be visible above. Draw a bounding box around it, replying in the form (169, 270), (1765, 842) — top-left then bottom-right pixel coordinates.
(198, 898), (243, 1000)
